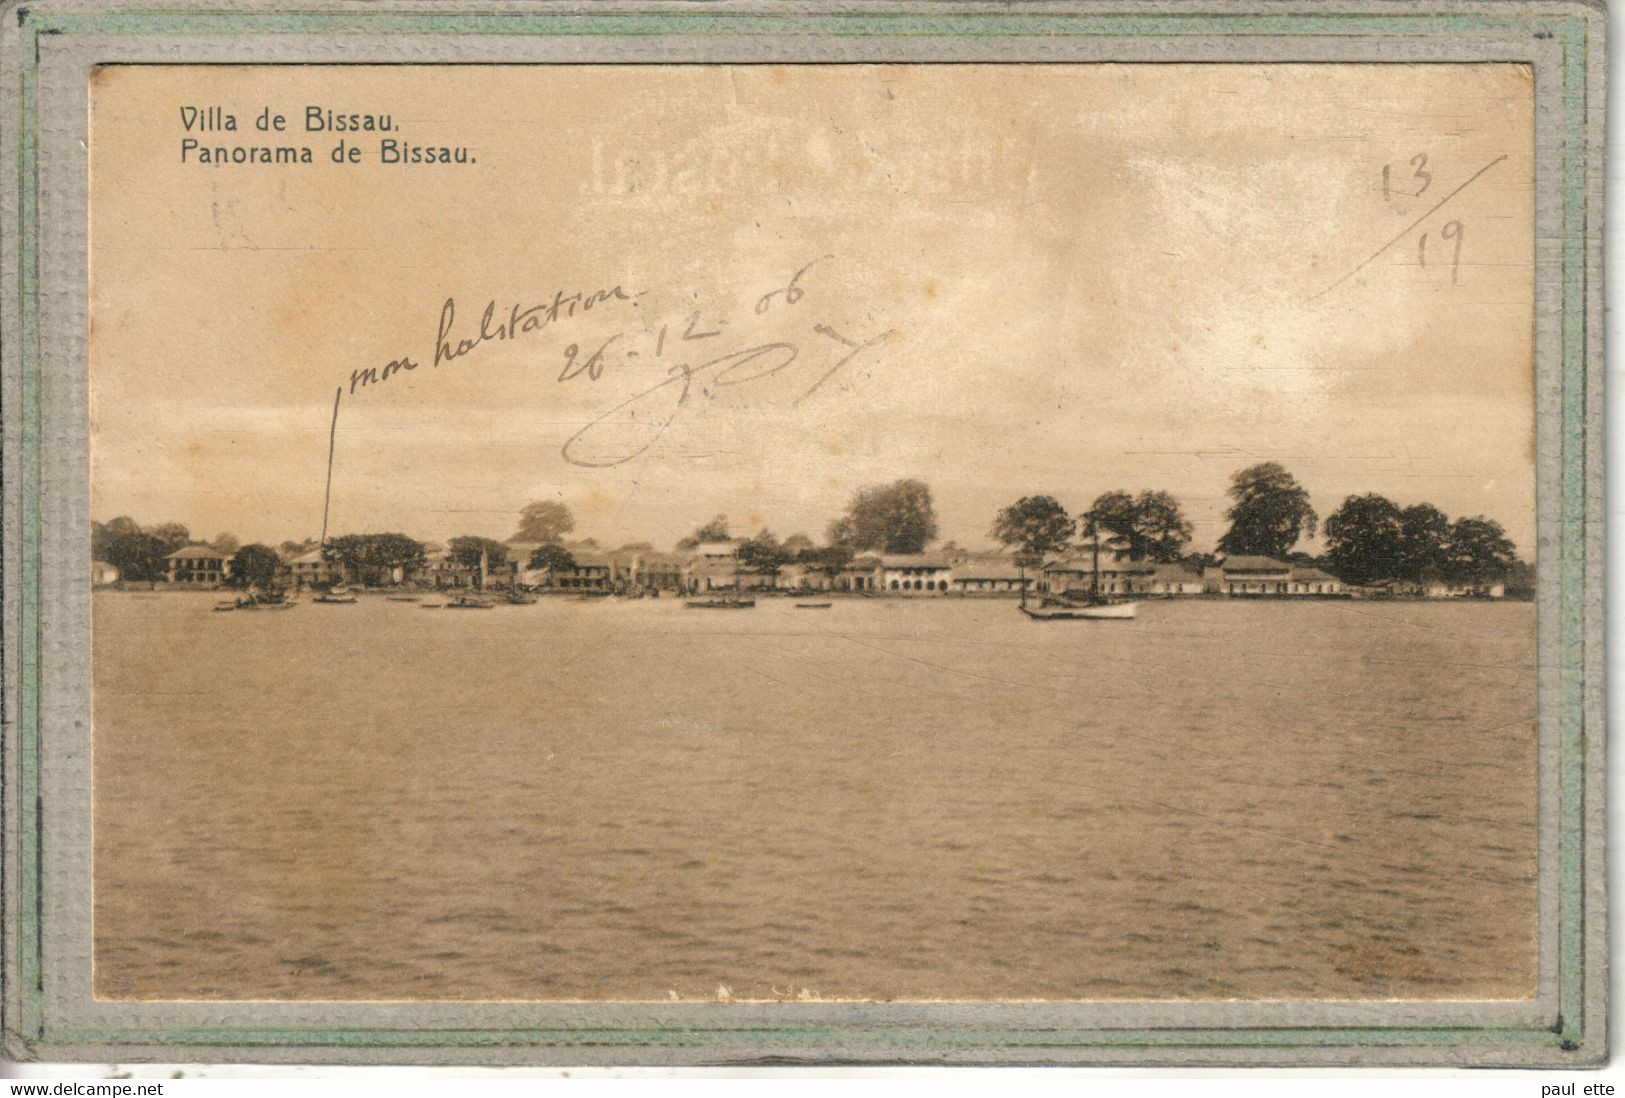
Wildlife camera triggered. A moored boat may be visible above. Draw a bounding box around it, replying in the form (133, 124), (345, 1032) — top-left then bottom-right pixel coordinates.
(1021, 601), (1136, 621)
(686, 597), (755, 609)
(1016, 522), (1140, 622)
(794, 602), (833, 609)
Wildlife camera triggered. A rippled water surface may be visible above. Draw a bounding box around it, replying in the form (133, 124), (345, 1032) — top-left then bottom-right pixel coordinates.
(93, 592), (1537, 1001)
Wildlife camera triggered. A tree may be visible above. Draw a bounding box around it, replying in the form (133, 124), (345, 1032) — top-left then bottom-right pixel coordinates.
(279, 539), (317, 559)
(322, 533), (427, 585)
(1216, 462), (1318, 559)
(1398, 503), (1452, 581)
(1444, 516), (1517, 586)
(825, 516), (857, 547)
(781, 533), (816, 555)
(1131, 491), (1195, 562)
(1085, 490), (1194, 562)
(738, 529), (790, 576)
(992, 495), (1076, 563)
(1505, 558), (1536, 598)
(100, 516), (143, 541)
(448, 536), (510, 585)
(677, 515), (731, 550)
(528, 543), (576, 574)
(1323, 494), (1405, 585)
(229, 544), (283, 590)
(803, 544), (854, 579)
(97, 526), (171, 583)
(370, 533), (428, 583)
(830, 479), (938, 554)
(149, 523), (191, 554)
(1083, 491), (1136, 552)
(209, 533), (240, 556)
(514, 500), (575, 544)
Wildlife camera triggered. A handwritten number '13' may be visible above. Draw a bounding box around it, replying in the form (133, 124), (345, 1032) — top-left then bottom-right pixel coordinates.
(1382, 152), (1432, 201)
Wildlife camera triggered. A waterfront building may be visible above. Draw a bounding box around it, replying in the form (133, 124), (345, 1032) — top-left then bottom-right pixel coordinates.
(879, 553), (954, 594)
(694, 539), (743, 562)
(1422, 578), (1507, 599)
(1213, 555), (1293, 595)
(632, 551), (692, 592)
(948, 557), (1030, 596)
(1141, 562), (1206, 595)
(502, 540), (547, 586)
(423, 549), (474, 588)
(836, 555), (884, 592)
(549, 548), (617, 590)
(1041, 557), (1204, 596)
(1288, 566), (1344, 596)
(282, 548), (336, 588)
(164, 545), (231, 585)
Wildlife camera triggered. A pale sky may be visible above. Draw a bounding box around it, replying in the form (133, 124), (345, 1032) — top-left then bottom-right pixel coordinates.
(90, 64), (1535, 554)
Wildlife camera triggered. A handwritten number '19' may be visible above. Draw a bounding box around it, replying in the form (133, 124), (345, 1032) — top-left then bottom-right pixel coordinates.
(1418, 220), (1466, 285)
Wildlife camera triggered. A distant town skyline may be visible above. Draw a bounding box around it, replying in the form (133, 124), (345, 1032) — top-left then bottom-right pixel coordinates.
(90, 468), (1529, 562)
(90, 65), (1536, 559)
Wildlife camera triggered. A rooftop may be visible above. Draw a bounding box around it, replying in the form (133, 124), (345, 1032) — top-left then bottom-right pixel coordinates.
(879, 553), (952, 569)
(165, 545), (228, 560)
(1292, 566), (1340, 583)
(951, 558), (1028, 580)
(1219, 555), (1290, 573)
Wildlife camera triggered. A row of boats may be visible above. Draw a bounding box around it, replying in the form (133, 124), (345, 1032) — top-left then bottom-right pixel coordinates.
(216, 585), (1135, 619)
(216, 586), (837, 612)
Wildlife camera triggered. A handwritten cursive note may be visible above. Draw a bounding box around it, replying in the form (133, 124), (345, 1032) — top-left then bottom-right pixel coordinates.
(336, 258), (898, 469)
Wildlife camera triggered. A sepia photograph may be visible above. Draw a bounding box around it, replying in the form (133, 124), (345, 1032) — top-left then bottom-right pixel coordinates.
(82, 60), (1545, 1009)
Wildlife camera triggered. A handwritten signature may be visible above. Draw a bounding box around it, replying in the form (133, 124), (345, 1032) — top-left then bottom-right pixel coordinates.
(559, 320), (895, 468)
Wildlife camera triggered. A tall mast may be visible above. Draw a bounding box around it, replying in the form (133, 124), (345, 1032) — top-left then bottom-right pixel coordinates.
(320, 386), (341, 546)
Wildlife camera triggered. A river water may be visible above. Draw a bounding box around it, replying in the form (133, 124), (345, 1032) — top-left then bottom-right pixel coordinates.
(92, 592), (1538, 1001)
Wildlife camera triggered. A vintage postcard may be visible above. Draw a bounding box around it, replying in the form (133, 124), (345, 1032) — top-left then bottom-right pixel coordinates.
(2, 0), (1606, 1068)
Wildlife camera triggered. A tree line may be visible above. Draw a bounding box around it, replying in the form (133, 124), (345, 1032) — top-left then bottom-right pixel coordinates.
(93, 462), (1525, 590)
(990, 461), (1520, 590)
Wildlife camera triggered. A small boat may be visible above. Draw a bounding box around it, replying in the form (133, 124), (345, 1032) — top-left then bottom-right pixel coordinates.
(501, 590), (538, 605)
(420, 603), (444, 610)
(386, 594), (421, 603)
(686, 597), (756, 609)
(794, 602), (833, 609)
(217, 591), (280, 611)
(444, 594), (495, 610)
(1017, 525), (1139, 621)
(1020, 601), (1137, 621)
(313, 588), (358, 604)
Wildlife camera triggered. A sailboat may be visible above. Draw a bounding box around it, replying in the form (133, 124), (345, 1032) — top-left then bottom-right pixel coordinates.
(1020, 528), (1138, 621)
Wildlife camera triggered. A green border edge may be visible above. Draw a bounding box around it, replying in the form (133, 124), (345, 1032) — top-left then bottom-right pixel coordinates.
(6, 3), (1599, 1063)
